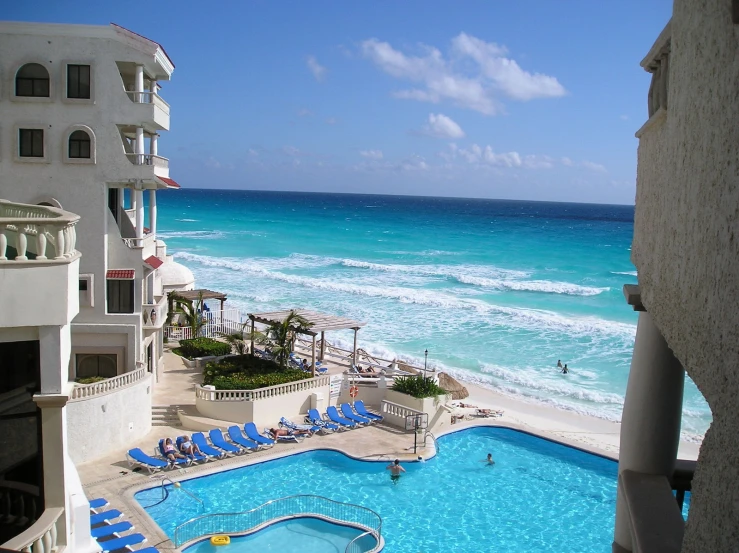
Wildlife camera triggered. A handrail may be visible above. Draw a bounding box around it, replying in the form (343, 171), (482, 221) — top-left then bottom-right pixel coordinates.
(173, 494), (381, 551)
(2, 507), (64, 553)
(70, 367), (147, 401)
(195, 374), (330, 402)
(0, 199), (80, 261)
(125, 153), (169, 168)
(424, 431), (439, 452)
(123, 89), (171, 112)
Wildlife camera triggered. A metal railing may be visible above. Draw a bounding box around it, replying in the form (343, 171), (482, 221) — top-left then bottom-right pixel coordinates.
(173, 495), (382, 552)
(124, 90), (171, 115)
(125, 153), (169, 168)
(2, 507), (64, 553)
(70, 367), (147, 401)
(195, 374), (330, 402)
(0, 199), (80, 262)
(424, 431), (439, 452)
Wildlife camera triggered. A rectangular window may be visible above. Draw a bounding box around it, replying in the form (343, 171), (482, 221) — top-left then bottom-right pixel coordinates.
(79, 279), (88, 291)
(19, 129), (44, 157)
(67, 64), (91, 99)
(107, 280), (134, 313)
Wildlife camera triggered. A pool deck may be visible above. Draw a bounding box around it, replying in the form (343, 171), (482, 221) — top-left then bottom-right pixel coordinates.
(78, 349), (623, 552)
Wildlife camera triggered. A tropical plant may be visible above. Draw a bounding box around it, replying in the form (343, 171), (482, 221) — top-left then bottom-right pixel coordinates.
(178, 337), (232, 360)
(170, 291), (206, 338)
(391, 375), (447, 399)
(218, 320), (268, 356)
(203, 355), (310, 389)
(263, 310), (313, 368)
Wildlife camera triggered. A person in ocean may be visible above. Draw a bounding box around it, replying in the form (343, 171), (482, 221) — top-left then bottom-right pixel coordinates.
(386, 459), (406, 483)
(557, 360), (562, 369)
(481, 453), (495, 466)
(562, 364), (569, 374)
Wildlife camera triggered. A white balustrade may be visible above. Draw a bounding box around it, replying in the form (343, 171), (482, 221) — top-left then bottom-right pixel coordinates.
(0, 200), (80, 262)
(2, 507), (64, 553)
(196, 375), (330, 402)
(124, 89), (171, 114)
(380, 399), (424, 420)
(165, 309), (245, 341)
(125, 153), (169, 168)
(70, 367), (147, 401)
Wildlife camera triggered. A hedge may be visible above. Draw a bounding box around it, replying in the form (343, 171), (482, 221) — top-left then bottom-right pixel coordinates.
(391, 375), (447, 398)
(203, 355), (311, 390)
(178, 337), (232, 360)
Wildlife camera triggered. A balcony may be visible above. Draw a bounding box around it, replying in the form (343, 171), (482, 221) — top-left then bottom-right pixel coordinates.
(143, 295), (168, 329)
(125, 153), (170, 179)
(0, 199), (80, 328)
(123, 89), (170, 130)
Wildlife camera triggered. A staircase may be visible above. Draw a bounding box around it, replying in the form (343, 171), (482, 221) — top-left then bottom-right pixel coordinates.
(152, 405), (182, 427)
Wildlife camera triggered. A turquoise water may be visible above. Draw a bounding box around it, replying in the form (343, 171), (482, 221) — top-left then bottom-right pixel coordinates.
(138, 428), (620, 552)
(184, 518), (367, 553)
(156, 189), (710, 438)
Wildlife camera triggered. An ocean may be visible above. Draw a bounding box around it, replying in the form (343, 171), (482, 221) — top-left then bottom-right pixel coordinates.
(156, 189), (710, 441)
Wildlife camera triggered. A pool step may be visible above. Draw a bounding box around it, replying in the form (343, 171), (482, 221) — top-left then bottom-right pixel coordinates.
(152, 405), (182, 427)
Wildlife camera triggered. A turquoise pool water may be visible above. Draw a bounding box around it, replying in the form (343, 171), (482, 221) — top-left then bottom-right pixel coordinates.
(135, 428), (683, 552)
(184, 518), (368, 553)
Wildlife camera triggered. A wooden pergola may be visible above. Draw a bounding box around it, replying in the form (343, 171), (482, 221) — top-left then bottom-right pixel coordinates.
(248, 309), (366, 376)
(177, 289), (227, 312)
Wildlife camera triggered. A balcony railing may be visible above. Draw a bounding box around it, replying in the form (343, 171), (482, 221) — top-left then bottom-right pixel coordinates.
(0, 199), (79, 262)
(124, 90), (171, 115)
(2, 507), (64, 553)
(143, 296), (167, 328)
(125, 153), (169, 168)
(173, 495), (382, 552)
(165, 309), (244, 341)
(70, 367), (147, 401)
(195, 375), (330, 402)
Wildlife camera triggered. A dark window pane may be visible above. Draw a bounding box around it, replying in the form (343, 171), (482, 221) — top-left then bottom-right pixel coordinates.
(79, 279), (88, 291)
(16, 79), (33, 96)
(107, 280), (134, 313)
(68, 130), (91, 159)
(16, 64), (50, 98)
(19, 129), (43, 158)
(67, 64), (91, 99)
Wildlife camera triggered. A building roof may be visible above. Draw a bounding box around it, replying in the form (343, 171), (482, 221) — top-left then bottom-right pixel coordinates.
(159, 259), (195, 287)
(177, 289), (227, 301)
(157, 176), (181, 189)
(248, 309), (366, 335)
(110, 23), (176, 70)
(144, 255), (164, 269)
(106, 269), (135, 279)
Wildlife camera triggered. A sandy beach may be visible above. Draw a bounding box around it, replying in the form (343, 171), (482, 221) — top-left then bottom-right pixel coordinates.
(455, 379), (701, 461)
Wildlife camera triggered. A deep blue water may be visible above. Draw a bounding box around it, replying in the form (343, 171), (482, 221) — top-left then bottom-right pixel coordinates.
(155, 189), (709, 438)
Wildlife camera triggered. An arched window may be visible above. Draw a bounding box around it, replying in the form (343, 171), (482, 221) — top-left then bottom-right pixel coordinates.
(76, 354), (117, 379)
(68, 130), (91, 159)
(16, 63), (50, 97)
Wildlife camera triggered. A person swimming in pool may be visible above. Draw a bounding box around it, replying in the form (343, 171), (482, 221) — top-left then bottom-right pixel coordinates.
(481, 453), (495, 466)
(386, 459), (406, 483)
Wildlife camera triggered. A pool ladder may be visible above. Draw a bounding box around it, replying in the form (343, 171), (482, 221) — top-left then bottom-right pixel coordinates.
(151, 477), (204, 507)
(423, 431), (439, 453)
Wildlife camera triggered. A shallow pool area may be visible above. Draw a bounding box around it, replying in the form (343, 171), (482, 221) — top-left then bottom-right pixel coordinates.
(135, 428), (680, 552)
(184, 518), (368, 553)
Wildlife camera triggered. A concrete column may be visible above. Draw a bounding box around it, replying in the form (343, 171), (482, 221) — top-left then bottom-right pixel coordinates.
(149, 189), (157, 235)
(134, 64), (144, 102)
(613, 311), (685, 552)
(147, 273), (154, 304)
(320, 331), (325, 361)
(39, 325), (70, 394)
(135, 189), (144, 239)
(150, 133), (158, 156)
(135, 127), (144, 165)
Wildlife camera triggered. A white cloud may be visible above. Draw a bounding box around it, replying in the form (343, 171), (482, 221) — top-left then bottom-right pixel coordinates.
(422, 113), (465, 139)
(247, 148), (259, 157)
(442, 143), (554, 170)
(361, 33), (565, 114)
(298, 108), (313, 117)
(581, 160), (607, 172)
(306, 55), (327, 81)
(399, 154), (428, 171)
(283, 146), (301, 157)
(326, 117), (338, 125)
(619, 115), (629, 120)
(205, 156), (221, 169)
(561, 157), (574, 166)
(360, 149), (384, 160)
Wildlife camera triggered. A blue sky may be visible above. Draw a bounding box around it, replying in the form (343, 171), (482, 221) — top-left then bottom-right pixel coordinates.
(7, 1), (672, 204)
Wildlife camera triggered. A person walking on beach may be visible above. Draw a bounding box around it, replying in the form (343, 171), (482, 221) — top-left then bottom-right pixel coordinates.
(386, 459), (406, 484)
(557, 360), (562, 369)
(562, 364), (569, 374)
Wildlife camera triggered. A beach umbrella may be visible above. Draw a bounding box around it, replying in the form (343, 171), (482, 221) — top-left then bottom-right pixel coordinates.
(438, 372), (469, 400)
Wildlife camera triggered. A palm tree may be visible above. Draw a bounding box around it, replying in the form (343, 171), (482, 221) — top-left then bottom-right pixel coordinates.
(218, 321), (267, 355)
(265, 310), (312, 368)
(170, 291), (206, 339)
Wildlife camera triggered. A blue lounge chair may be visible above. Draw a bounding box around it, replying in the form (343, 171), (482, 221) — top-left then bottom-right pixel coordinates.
(97, 533), (146, 552)
(280, 417), (321, 434)
(227, 426), (260, 451)
(176, 436), (209, 463)
(306, 409), (340, 432)
(243, 422), (275, 447)
(209, 429), (243, 454)
(340, 403), (371, 424)
(90, 510), (123, 526)
(89, 498), (109, 512)
(192, 432), (227, 458)
(136, 549), (162, 553)
(353, 400), (384, 421)
(157, 439), (191, 467)
(126, 449), (169, 474)
(90, 521), (133, 539)
(326, 406), (357, 428)
(265, 427), (304, 443)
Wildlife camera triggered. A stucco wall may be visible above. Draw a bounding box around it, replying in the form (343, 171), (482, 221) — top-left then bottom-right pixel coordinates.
(632, 2), (739, 551)
(66, 373), (152, 464)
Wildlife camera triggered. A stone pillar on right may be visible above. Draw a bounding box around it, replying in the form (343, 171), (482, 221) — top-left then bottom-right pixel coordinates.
(613, 285), (685, 552)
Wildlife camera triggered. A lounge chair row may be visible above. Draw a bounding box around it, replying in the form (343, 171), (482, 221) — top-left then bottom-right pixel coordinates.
(88, 497), (160, 553)
(304, 401), (383, 430)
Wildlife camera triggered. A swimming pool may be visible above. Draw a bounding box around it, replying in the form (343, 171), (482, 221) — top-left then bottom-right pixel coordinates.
(135, 428), (683, 552)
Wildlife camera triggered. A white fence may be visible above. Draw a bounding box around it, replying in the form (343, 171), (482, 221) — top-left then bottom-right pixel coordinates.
(165, 309), (243, 341)
(70, 367), (147, 401)
(2, 507), (64, 553)
(196, 375), (330, 402)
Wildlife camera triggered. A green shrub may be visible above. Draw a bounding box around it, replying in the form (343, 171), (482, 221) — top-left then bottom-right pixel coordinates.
(391, 375), (447, 398)
(178, 337), (231, 360)
(75, 376), (107, 384)
(203, 355), (311, 390)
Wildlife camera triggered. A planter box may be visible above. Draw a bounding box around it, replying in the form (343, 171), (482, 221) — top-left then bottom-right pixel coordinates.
(384, 389), (448, 415)
(180, 354), (236, 370)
